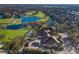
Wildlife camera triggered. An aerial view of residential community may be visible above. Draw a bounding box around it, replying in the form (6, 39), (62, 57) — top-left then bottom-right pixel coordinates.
(0, 4), (79, 54)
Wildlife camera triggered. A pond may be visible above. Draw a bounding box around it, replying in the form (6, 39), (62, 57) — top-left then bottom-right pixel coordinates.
(6, 24), (22, 30)
(21, 16), (40, 24)
(6, 16), (41, 30)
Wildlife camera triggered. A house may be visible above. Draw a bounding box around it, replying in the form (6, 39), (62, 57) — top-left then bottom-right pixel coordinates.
(36, 26), (63, 49)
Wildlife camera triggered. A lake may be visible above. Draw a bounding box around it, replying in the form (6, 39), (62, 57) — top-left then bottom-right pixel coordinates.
(7, 24), (22, 30)
(6, 16), (40, 30)
(21, 16), (40, 24)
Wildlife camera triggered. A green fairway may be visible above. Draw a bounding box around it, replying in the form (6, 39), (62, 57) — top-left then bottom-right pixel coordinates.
(33, 11), (46, 18)
(0, 18), (12, 24)
(0, 28), (27, 43)
(0, 18), (21, 25)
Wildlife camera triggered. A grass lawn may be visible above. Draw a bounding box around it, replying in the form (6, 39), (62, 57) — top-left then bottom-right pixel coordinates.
(0, 28), (27, 43)
(0, 18), (13, 24)
(38, 16), (50, 23)
(34, 11), (46, 18)
(25, 11), (47, 19)
(0, 18), (21, 25)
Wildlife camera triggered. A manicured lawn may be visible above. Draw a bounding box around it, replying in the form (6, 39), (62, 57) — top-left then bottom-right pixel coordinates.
(0, 18), (13, 24)
(0, 28), (27, 43)
(34, 11), (46, 18)
(38, 16), (50, 23)
(0, 18), (21, 25)
(25, 11), (47, 19)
